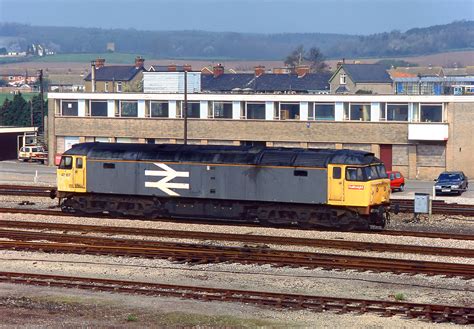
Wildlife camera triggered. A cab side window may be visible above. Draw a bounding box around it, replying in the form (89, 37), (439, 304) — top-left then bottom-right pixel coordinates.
(333, 167), (341, 179)
(76, 158), (83, 169)
(59, 156), (73, 169)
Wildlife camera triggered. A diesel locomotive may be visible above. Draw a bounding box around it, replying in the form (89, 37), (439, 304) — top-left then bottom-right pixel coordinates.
(56, 143), (392, 230)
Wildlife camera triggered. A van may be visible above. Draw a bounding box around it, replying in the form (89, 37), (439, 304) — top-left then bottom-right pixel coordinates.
(18, 145), (47, 164)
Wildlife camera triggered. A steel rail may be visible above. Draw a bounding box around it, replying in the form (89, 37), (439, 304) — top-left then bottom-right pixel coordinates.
(1, 184), (474, 216)
(0, 220), (472, 257)
(0, 184), (53, 197)
(0, 207), (473, 240)
(0, 229), (472, 279)
(0, 272), (472, 324)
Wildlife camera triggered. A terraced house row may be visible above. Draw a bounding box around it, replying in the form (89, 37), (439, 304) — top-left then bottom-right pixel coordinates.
(47, 58), (474, 179)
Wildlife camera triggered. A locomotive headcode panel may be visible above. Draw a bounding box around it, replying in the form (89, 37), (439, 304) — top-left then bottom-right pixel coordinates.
(56, 142), (391, 230)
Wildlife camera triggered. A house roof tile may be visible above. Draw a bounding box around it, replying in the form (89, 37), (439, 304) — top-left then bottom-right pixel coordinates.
(340, 64), (392, 83)
(84, 66), (144, 82)
(201, 73), (330, 93)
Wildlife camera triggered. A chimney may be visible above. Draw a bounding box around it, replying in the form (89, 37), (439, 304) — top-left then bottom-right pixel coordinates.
(183, 64), (192, 72)
(95, 58), (105, 69)
(90, 61), (96, 92)
(213, 64), (224, 78)
(337, 58), (345, 69)
(295, 65), (310, 78)
(135, 56), (145, 69)
(254, 65), (265, 77)
(168, 64), (177, 72)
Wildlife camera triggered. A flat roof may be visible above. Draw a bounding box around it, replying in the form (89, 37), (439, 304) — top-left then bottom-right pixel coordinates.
(0, 126), (37, 133)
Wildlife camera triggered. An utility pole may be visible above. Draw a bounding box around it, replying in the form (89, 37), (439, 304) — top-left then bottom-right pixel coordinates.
(37, 69), (44, 134)
(183, 70), (188, 145)
(29, 100), (33, 126)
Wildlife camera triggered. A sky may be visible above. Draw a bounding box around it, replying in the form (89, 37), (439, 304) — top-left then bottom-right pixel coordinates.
(0, 0), (473, 35)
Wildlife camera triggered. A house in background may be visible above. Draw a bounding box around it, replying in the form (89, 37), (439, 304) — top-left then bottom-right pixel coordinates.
(391, 66), (474, 95)
(201, 64), (330, 95)
(84, 57), (146, 93)
(329, 63), (393, 94)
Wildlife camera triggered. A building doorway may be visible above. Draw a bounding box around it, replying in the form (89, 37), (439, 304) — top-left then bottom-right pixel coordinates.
(380, 144), (392, 171)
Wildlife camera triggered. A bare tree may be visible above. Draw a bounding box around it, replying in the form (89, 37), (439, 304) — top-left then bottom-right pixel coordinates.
(284, 45), (328, 73)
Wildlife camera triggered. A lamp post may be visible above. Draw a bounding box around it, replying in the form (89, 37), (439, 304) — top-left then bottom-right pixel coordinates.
(37, 69), (44, 134)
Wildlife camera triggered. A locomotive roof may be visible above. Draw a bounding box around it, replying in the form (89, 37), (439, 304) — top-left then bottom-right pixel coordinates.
(64, 143), (382, 167)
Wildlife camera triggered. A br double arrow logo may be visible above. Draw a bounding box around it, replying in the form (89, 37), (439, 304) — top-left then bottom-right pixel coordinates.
(145, 163), (190, 196)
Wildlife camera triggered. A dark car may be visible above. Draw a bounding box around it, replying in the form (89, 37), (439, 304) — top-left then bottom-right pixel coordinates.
(434, 171), (469, 196)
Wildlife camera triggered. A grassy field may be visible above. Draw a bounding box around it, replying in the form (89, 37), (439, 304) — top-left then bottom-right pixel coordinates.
(0, 92), (38, 105)
(33, 53), (144, 64)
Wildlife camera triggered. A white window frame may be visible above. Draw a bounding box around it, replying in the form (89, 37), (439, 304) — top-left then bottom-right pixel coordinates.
(340, 73), (347, 85)
(385, 103), (409, 122)
(119, 100), (138, 118)
(104, 82), (109, 92)
(60, 100), (79, 117)
(116, 82), (122, 92)
(418, 103), (444, 123)
(212, 101), (233, 119)
(245, 102), (266, 120)
(89, 100), (108, 117)
(150, 101), (169, 118)
(279, 102), (300, 120)
(345, 103), (371, 121)
(313, 102), (335, 121)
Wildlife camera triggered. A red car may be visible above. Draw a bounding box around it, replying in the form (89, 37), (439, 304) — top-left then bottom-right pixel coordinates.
(387, 171), (405, 192)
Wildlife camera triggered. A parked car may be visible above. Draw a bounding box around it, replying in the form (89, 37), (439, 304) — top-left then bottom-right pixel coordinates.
(387, 171), (405, 192)
(434, 171), (469, 196)
(18, 145), (47, 164)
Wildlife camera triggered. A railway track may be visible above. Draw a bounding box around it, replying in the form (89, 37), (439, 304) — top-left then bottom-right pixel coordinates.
(1, 229), (473, 279)
(1, 219), (473, 258)
(392, 198), (474, 216)
(1, 272), (472, 324)
(1, 206), (473, 241)
(0, 184), (54, 198)
(2, 184), (474, 217)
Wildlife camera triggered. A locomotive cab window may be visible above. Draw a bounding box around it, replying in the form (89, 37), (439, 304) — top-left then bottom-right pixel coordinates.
(76, 158), (83, 169)
(59, 156), (73, 170)
(333, 167), (341, 179)
(346, 167), (365, 181)
(346, 165), (387, 181)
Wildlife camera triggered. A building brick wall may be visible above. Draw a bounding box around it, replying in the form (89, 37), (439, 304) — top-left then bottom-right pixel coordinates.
(417, 143), (446, 167)
(53, 117), (410, 145)
(393, 145), (408, 166)
(354, 83), (393, 95)
(446, 103), (474, 177)
(342, 143), (371, 152)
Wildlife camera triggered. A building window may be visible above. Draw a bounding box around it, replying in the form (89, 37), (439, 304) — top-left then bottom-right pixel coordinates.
(246, 103), (265, 120)
(340, 73), (347, 85)
(61, 100), (78, 116)
(120, 101), (138, 117)
(386, 104), (408, 121)
(279, 103), (299, 120)
(420, 104), (443, 122)
(150, 102), (169, 117)
(184, 102), (200, 118)
(213, 102), (232, 119)
(313, 103), (335, 121)
(104, 82), (109, 92)
(347, 103), (371, 121)
(94, 137), (109, 142)
(116, 82), (122, 92)
(90, 101), (108, 117)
